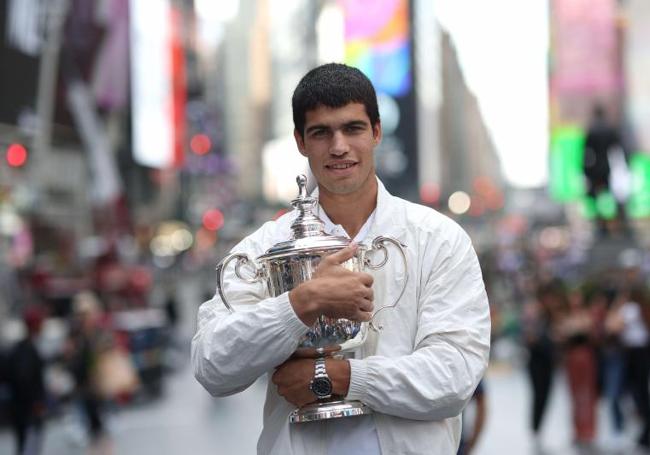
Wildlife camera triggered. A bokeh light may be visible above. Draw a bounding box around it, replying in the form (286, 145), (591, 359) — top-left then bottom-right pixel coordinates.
(190, 134), (212, 155)
(202, 209), (224, 231)
(6, 143), (28, 167)
(448, 191), (471, 215)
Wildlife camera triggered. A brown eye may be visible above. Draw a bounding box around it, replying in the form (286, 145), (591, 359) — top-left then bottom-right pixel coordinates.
(344, 124), (365, 134)
(311, 129), (329, 138)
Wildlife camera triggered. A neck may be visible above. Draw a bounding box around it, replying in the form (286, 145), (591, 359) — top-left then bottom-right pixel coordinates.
(318, 179), (378, 239)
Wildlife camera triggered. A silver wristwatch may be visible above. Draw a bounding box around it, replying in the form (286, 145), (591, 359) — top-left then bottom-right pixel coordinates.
(309, 358), (333, 400)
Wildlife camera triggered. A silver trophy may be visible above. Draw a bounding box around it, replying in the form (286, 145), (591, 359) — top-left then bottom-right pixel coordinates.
(216, 175), (407, 423)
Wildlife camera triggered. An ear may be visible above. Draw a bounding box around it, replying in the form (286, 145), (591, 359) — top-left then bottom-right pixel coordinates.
(372, 121), (382, 145)
(294, 129), (307, 156)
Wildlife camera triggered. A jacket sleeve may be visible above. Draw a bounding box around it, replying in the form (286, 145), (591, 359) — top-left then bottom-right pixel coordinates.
(191, 233), (310, 397)
(345, 226), (491, 420)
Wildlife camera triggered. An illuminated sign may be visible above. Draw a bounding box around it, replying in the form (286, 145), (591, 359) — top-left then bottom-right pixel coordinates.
(129, 0), (186, 168)
(340, 0), (411, 97)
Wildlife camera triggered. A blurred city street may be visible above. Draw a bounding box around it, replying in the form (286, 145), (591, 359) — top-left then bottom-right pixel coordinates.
(0, 351), (641, 455)
(0, 277), (646, 455)
(2, 0), (650, 454)
(0, 359), (576, 455)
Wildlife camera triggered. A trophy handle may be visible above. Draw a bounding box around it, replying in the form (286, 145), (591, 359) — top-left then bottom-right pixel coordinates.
(365, 236), (408, 331)
(215, 252), (263, 313)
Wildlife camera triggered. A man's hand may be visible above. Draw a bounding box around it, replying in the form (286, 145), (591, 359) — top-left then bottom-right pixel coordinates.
(271, 358), (351, 407)
(289, 244), (374, 326)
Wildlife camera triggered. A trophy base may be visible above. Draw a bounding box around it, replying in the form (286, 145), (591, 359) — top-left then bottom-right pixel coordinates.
(289, 399), (372, 423)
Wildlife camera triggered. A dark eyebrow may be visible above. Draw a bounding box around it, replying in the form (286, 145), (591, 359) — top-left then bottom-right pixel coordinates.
(343, 120), (368, 129)
(305, 120), (369, 135)
(305, 124), (330, 135)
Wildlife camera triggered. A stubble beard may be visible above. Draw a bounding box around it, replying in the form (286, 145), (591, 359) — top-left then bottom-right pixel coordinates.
(318, 167), (375, 197)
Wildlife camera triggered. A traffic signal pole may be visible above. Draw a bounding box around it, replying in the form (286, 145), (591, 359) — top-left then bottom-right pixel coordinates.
(32, 0), (69, 168)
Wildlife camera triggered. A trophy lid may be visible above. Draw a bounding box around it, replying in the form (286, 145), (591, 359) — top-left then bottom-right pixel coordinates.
(258, 175), (353, 261)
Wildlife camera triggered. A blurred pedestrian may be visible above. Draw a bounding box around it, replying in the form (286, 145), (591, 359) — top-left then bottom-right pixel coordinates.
(522, 280), (564, 445)
(588, 288), (609, 398)
(6, 306), (47, 455)
(559, 288), (598, 447)
(161, 281), (184, 369)
(582, 104), (625, 236)
(603, 289), (628, 449)
(457, 380), (487, 455)
(64, 291), (113, 453)
(611, 285), (650, 449)
(163, 282), (179, 332)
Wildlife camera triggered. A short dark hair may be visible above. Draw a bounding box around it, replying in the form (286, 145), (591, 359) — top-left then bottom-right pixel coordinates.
(292, 63), (380, 137)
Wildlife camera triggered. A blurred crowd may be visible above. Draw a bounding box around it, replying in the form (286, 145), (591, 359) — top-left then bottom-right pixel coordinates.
(471, 220), (650, 454)
(0, 272), (178, 455)
(2, 212), (650, 455)
(523, 274), (650, 452)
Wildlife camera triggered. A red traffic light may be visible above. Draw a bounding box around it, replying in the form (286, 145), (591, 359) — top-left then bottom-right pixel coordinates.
(6, 143), (28, 167)
(190, 134), (211, 155)
(202, 209), (224, 231)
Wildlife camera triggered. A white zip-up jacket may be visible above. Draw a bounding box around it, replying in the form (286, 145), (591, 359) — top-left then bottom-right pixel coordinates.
(192, 180), (491, 454)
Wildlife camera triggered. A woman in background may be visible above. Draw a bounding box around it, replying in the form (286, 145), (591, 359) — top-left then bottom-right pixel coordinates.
(522, 280), (565, 445)
(560, 288), (598, 447)
(612, 286), (650, 449)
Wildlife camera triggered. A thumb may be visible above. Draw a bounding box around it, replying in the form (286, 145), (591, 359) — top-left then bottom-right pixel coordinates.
(323, 243), (359, 265)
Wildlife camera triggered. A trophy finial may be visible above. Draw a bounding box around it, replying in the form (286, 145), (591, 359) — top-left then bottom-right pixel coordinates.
(290, 174), (324, 238)
(296, 174), (307, 198)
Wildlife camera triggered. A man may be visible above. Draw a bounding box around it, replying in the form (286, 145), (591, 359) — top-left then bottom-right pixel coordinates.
(583, 104), (621, 199)
(582, 104), (627, 236)
(7, 306), (47, 455)
(457, 380), (486, 455)
(192, 63), (490, 454)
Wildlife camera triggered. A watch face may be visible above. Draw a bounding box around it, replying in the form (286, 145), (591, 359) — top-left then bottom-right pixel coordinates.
(311, 377), (333, 397)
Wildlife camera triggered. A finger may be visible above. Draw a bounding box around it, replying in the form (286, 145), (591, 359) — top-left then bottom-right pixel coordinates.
(359, 304), (374, 316)
(323, 243), (359, 265)
(271, 369), (281, 384)
(363, 288), (374, 305)
(357, 272), (374, 287)
(356, 282), (374, 309)
(357, 310), (372, 322)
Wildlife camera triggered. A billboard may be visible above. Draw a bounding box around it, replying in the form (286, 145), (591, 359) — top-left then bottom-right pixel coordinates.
(129, 0), (186, 169)
(341, 0), (411, 97)
(339, 0), (417, 200)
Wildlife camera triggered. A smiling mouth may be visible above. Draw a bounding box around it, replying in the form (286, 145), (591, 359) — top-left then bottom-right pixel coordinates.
(326, 162), (357, 170)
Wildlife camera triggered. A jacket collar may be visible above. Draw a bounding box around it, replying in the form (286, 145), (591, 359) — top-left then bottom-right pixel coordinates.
(310, 177), (407, 243)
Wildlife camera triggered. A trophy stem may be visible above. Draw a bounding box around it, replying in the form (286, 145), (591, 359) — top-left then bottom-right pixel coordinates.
(289, 399), (372, 424)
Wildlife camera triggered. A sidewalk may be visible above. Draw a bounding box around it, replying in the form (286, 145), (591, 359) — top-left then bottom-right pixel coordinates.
(2, 272), (647, 454)
(3, 361), (644, 455)
(476, 363), (645, 455)
(0, 363), (266, 455)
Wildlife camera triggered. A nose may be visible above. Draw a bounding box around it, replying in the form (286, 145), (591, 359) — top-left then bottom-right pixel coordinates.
(329, 130), (349, 156)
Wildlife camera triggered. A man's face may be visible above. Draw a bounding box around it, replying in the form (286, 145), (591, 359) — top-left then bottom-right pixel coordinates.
(294, 102), (381, 197)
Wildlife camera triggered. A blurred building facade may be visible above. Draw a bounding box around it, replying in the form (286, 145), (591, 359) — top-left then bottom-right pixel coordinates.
(0, 0), (512, 312)
(16, 0), (650, 320)
(548, 0), (650, 244)
(439, 31), (503, 199)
